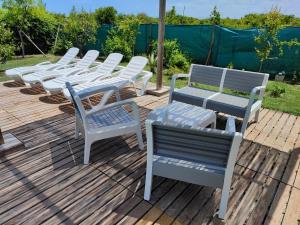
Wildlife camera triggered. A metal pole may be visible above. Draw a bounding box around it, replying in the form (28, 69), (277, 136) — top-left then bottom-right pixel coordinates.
(156, 0), (166, 90)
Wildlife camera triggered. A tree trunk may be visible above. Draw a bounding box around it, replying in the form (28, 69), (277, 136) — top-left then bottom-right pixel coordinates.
(206, 25), (216, 65)
(259, 60), (263, 72)
(18, 29), (25, 58)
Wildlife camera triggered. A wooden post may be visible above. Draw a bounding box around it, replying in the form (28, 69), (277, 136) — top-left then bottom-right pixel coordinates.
(156, 0), (166, 90)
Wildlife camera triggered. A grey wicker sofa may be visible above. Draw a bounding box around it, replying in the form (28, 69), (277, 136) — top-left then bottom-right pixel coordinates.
(144, 117), (242, 219)
(169, 64), (269, 134)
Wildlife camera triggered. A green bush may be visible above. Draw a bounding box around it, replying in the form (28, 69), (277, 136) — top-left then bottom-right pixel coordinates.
(0, 22), (16, 63)
(53, 11), (97, 56)
(153, 39), (190, 73)
(267, 84), (286, 97)
(104, 17), (140, 60)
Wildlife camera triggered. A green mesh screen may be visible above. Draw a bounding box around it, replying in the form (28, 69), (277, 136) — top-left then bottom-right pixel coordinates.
(86, 24), (300, 78)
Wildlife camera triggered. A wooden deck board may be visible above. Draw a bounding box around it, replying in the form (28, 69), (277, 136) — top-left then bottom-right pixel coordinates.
(0, 81), (300, 225)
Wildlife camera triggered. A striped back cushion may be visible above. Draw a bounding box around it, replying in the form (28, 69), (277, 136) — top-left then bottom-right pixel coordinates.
(223, 69), (268, 93)
(190, 64), (224, 87)
(76, 50), (99, 69)
(152, 124), (234, 168)
(96, 53), (123, 75)
(119, 56), (148, 80)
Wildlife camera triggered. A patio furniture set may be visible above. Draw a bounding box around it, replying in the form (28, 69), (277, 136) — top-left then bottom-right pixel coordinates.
(5, 48), (269, 219)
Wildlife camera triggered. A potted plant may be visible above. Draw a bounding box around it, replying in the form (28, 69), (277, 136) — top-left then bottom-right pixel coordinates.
(275, 71), (285, 81)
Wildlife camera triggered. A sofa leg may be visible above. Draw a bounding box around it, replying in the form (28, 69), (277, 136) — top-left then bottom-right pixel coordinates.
(254, 110), (260, 122)
(144, 164), (153, 201)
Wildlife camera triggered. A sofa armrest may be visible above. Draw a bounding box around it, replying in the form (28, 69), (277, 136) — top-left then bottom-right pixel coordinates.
(169, 74), (190, 103)
(225, 116), (236, 133)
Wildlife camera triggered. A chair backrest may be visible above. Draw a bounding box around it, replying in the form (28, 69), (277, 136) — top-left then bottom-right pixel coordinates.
(56, 47), (79, 65)
(76, 50), (100, 69)
(189, 64), (224, 87)
(118, 56), (148, 80)
(152, 123), (235, 168)
(96, 53), (123, 75)
(66, 82), (85, 121)
(223, 69), (269, 93)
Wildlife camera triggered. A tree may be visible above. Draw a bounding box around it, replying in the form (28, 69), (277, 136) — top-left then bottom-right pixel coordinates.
(209, 6), (221, 25)
(54, 10), (97, 56)
(95, 7), (117, 25)
(104, 17), (140, 60)
(255, 7), (300, 71)
(2, 0), (57, 56)
(0, 22), (16, 63)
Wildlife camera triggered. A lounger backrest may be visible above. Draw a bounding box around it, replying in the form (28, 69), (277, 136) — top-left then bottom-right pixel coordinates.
(152, 123), (234, 168)
(189, 64), (224, 87)
(76, 50), (99, 69)
(96, 53), (123, 75)
(118, 56), (148, 80)
(56, 47), (79, 65)
(223, 69), (268, 93)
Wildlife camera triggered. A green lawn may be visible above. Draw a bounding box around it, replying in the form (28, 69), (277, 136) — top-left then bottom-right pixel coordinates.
(1, 55), (300, 116)
(0, 55), (60, 82)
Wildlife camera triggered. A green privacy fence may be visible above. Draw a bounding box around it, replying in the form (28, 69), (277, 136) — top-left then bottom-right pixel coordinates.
(87, 24), (300, 78)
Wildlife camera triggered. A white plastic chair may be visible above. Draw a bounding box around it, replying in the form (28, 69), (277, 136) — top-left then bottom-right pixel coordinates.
(63, 56), (152, 106)
(41, 53), (123, 94)
(66, 82), (144, 165)
(22, 50), (99, 86)
(5, 47), (79, 81)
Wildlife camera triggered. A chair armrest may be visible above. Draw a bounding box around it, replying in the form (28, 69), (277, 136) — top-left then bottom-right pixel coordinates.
(225, 116), (236, 133)
(86, 98), (140, 120)
(36, 61), (51, 66)
(77, 85), (119, 99)
(250, 86), (266, 101)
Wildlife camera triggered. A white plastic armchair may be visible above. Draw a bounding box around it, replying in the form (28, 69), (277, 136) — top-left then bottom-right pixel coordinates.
(66, 82), (144, 165)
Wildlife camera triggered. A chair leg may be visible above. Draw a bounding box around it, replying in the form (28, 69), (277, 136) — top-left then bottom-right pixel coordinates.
(75, 116), (79, 139)
(136, 126), (144, 150)
(144, 162), (153, 201)
(254, 110), (260, 122)
(84, 138), (91, 165)
(219, 181), (231, 219)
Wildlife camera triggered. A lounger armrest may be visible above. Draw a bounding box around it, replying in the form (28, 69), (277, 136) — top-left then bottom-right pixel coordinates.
(36, 61), (51, 66)
(225, 116), (236, 133)
(136, 71), (153, 96)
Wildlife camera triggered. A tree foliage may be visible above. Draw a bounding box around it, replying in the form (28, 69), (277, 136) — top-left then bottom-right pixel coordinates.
(210, 6), (221, 25)
(104, 16), (140, 60)
(95, 7), (117, 25)
(53, 10), (97, 56)
(0, 22), (16, 63)
(1, 0), (58, 54)
(255, 7), (300, 71)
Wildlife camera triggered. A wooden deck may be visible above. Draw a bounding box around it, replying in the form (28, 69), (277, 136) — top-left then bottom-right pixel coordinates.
(0, 80), (300, 225)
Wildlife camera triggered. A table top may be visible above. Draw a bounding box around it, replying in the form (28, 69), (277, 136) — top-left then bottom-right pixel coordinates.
(147, 101), (216, 129)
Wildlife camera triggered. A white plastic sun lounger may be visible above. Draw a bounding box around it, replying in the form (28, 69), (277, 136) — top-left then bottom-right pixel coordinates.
(41, 53), (123, 94)
(63, 56), (152, 106)
(22, 50), (99, 86)
(5, 47), (79, 82)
